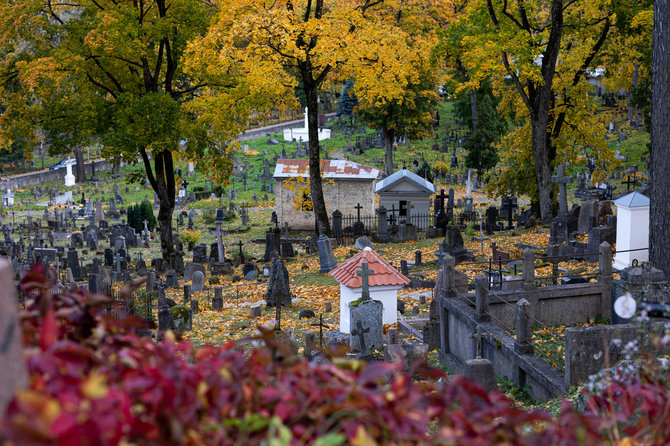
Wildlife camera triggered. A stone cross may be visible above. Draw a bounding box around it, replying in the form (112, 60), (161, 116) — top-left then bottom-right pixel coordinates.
(310, 314), (330, 347)
(469, 325), (491, 359)
(114, 253), (123, 275)
(551, 163), (573, 215)
(351, 320), (370, 354)
(214, 221), (225, 263)
(143, 219), (149, 232)
(354, 203), (363, 222)
(356, 261), (375, 300)
(436, 189), (447, 213)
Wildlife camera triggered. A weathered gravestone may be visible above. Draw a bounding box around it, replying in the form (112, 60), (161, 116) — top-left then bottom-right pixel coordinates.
(349, 299), (383, 354)
(192, 270), (205, 292)
(0, 258), (27, 418)
(183, 262), (206, 283)
(266, 256), (291, 306)
(317, 235), (337, 273)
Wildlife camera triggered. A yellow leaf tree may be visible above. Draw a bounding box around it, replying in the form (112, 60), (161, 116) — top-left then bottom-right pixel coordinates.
(191, 0), (450, 235)
(451, 0), (616, 221)
(0, 0), (275, 261)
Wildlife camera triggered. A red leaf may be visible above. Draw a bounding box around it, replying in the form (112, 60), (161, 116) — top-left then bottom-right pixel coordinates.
(39, 309), (58, 350)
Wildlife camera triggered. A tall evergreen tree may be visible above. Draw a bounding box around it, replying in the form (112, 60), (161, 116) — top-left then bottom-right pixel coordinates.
(336, 79), (359, 126)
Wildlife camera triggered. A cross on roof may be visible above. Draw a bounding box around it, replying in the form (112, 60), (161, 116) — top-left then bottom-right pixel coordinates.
(351, 320), (370, 354)
(551, 163), (573, 215)
(469, 325), (491, 360)
(356, 261), (375, 300)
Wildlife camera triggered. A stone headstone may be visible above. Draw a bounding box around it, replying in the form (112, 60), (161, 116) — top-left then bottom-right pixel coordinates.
(0, 258), (27, 417)
(192, 270), (205, 292)
(183, 262), (206, 282)
(354, 236), (374, 250)
(317, 235), (337, 273)
(578, 200), (598, 234)
(349, 299), (383, 354)
(266, 256), (291, 306)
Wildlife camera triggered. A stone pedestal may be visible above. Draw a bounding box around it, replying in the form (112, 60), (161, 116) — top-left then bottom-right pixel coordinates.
(465, 358), (497, 392)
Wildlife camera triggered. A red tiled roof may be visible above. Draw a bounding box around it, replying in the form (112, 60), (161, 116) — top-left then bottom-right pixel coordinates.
(273, 159), (381, 180)
(329, 247), (410, 288)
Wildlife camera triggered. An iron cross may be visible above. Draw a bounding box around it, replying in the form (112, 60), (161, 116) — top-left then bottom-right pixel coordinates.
(469, 325), (491, 360)
(310, 314), (331, 347)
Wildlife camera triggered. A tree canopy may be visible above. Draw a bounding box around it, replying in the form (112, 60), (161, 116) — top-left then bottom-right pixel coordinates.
(0, 0), (276, 259)
(192, 0), (450, 234)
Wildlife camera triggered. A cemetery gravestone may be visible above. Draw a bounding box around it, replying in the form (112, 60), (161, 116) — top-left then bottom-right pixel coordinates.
(317, 235), (337, 273)
(349, 299), (383, 354)
(266, 256), (291, 306)
(192, 271), (205, 292)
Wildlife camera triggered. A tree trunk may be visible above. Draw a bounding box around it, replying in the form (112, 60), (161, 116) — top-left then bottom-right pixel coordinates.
(142, 148), (176, 263)
(305, 87), (332, 236)
(531, 114), (554, 222)
(650, 0), (670, 276)
(73, 144), (86, 182)
(383, 127), (395, 177)
(470, 89), (479, 130)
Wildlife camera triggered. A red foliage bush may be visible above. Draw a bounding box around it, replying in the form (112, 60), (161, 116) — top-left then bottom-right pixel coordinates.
(1, 265), (668, 445)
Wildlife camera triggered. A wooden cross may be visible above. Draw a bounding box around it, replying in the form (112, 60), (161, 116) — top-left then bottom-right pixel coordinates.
(356, 261), (375, 300)
(351, 320), (370, 354)
(551, 163), (573, 215)
(469, 325), (491, 360)
(354, 203), (363, 222)
(238, 240), (244, 257)
(310, 314), (330, 347)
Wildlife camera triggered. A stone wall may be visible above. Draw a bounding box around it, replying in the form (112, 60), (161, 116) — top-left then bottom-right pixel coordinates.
(440, 296), (566, 401)
(0, 160), (114, 189)
(275, 178), (376, 230)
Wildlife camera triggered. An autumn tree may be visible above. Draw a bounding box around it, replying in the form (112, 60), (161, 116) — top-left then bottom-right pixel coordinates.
(650, 0), (670, 276)
(449, 0), (615, 221)
(356, 62), (440, 177)
(194, 0), (450, 235)
(0, 0), (268, 261)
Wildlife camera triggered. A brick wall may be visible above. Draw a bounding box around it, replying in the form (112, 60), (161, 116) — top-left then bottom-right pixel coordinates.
(276, 178), (377, 229)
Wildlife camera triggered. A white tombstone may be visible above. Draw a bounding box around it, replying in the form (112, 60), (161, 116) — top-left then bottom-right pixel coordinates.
(613, 191), (649, 270)
(187, 161), (195, 175)
(2, 188), (14, 207)
(64, 163), (76, 187)
(282, 107), (331, 142)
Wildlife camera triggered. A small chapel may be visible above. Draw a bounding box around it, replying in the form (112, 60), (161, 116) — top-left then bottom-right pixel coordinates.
(273, 159), (381, 230)
(329, 247), (410, 333)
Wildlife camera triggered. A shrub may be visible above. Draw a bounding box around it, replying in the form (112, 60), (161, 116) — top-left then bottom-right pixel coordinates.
(3, 264), (669, 445)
